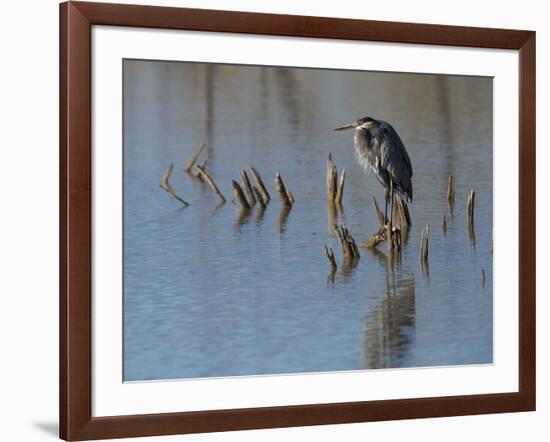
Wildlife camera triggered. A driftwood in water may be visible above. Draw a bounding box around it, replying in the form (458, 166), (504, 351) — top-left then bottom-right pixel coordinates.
(324, 246), (337, 270)
(468, 222), (476, 245)
(392, 194), (411, 229)
(253, 186), (266, 209)
(240, 169), (256, 206)
(335, 225), (360, 261)
(250, 166), (270, 205)
(184, 143), (206, 173)
(399, 195), (411, 225)
(278, 205), (291, 232)
(159, 164), (189, 206)
(194, 155), (209, 180)
(447, 175), (455, 203)
(387, 224), (402, 253)
(274, 172), (293, 207)
(467, 189), (475, 225)
(326, 154), (337, 201)
(361, 227), (387, 249)
(327, 154), (346, 205)
(288, 191), (295, 205)
(196, 165), (226, 204)
(231, 180), (250, 210)
(362, 197), (390, 249)
(335, 170), (346, 205)
(372, 196), (386, 229)
(420, 224), (429, 261)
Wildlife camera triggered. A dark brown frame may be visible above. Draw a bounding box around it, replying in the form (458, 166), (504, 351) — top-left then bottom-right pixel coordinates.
(60, 1), (536, 440)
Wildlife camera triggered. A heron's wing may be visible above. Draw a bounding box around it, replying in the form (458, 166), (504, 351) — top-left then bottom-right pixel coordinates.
(379, 125), (413, 199)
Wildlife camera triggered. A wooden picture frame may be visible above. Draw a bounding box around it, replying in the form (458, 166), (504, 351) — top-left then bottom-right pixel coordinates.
(60, 1), (536, 440)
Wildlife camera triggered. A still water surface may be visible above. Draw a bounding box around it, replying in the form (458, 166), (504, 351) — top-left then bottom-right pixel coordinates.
(123, 60), (493, 381)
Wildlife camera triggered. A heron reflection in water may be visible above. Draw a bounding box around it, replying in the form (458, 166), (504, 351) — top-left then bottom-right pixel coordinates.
(362, 248), (416, 369)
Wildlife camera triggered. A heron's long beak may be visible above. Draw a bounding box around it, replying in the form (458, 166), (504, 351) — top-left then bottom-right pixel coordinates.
(334, 123), (356, 131)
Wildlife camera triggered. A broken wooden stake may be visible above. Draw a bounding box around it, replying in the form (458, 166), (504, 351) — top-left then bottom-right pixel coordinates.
(194, 155), (209, 180)
(253, 186), (266, 209)
(335, 169), (346, 205)
(420, 224), (429, 261)
(326, 154), (337, 201)
(335, 225), (360, 261)
(324, 246), (337, 270)
(447, 175), (455, 203)
(387, 225), (402, 253)
(231, 180), (251, 210)
(250, 166), (270, 205)
(159, 164), (189, 206)
(274, 172), (293, 207)
(184, 143), (206, 173)
(467, 189), (475, 226)
(372, 196), (385, 229)
(240, 169), (256, 206)
(327, 154), (347, 206)
(288, 191), (295, 205)
(399, 195), (411, 226)
(361, 227), (387, 249)
(196, 165), (226, 204)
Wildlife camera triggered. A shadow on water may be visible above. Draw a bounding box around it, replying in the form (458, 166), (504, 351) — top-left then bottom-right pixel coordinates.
(362, 252), (416, 369)
(158, 205), (188, 223)
(420, 259), (430, 286)
(210, 201), (225, 218)
(278, 205), (292, 234)
(255, 205), (267, 225)
(234, 207), (252, 227)
(468, 223), (476, 247)
(326, 256), (360, 287)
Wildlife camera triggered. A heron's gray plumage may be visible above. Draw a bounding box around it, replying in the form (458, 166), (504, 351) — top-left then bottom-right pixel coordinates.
(335, 116), (413, 222)
(350, 117), (413, 203)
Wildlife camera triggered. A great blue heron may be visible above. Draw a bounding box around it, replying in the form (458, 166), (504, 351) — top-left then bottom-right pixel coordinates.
(334, 116), (413, 225)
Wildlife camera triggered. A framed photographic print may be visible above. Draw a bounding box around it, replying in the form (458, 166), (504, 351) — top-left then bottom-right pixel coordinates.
(60, 1), (536, 440)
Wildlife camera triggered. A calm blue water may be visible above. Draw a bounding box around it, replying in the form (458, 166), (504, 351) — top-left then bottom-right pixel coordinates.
(123, 60), (493, 381)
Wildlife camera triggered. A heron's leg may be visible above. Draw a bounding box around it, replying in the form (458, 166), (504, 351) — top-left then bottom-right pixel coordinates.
(389, 182), (394, 228)
(384, 188), (389, 224)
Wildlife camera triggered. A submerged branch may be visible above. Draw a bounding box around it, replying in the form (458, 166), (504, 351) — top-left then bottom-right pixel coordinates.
(184, 143), (206, 173)
(196, 165), (226, 204)
(159, 164), (189, 206)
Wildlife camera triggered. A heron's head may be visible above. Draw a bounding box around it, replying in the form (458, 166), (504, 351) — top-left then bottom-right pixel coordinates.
(334, 116), (376, 131)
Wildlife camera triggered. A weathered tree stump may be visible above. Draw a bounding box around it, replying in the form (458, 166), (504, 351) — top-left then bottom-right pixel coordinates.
(274, 172), (293, 207)
(231, 180), (250, 210)
(250, 166), (270, 205)
(240, 169), (256, 206)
